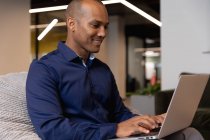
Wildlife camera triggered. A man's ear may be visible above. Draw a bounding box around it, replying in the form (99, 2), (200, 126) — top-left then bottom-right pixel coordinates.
(66, 17), (75, 32)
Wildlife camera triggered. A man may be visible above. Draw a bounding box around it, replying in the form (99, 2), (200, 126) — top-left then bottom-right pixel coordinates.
(26, 0), (203, 140)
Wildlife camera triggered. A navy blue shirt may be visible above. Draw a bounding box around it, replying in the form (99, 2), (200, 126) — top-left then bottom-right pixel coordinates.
(26, 42), (135, 140)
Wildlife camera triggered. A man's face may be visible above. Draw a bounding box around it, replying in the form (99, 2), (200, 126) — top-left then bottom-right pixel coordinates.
(72, 2), (109, 53)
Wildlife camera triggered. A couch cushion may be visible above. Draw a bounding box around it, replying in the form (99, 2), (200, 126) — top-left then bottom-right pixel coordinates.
(192, 109), (210, 129)
(0, 72), (40, 140)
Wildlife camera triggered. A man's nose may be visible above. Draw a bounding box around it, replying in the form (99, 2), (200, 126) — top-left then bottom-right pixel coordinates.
(97, 26), (106, 37)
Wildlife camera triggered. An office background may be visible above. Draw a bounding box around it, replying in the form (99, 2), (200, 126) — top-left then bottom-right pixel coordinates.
(0, 0), (210, 97)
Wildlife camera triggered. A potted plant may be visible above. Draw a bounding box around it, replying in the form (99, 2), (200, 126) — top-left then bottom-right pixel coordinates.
(127, 83), (160, 115)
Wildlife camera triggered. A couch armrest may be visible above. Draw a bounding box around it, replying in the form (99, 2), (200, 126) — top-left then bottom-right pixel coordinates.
(191, 109), (210, 129)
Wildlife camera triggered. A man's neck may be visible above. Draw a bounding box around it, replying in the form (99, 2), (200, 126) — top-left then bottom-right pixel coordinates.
(65, 40), (89, 63)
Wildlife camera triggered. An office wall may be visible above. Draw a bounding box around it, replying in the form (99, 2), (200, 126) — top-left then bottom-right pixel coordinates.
(161, 0), (210, 89)
(0, 0), (30, 74)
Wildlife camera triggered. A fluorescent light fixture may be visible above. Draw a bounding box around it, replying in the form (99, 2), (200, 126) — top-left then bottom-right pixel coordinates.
(120, 0), (161, 26)
(102, 0), (121, 5)
(145, 38), (155, 44)
(29, 1), (120, 13)
(144, 51), (160, 57)
(29, 0), (161, 26)
(29, 5), (67, 13)
(37, 19), (58, 41)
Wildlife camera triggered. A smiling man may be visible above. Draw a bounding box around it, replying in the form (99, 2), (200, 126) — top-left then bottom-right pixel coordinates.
(26, 0), (204, 140)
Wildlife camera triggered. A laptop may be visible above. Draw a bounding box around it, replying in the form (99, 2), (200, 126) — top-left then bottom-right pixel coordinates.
(111, 74), (209, 140)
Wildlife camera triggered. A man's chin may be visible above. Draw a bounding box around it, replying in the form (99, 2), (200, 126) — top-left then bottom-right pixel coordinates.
(91, 49), (100, 53)
(90, 46), (100, 53)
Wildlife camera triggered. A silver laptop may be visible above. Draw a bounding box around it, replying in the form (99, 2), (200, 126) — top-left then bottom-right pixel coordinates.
(111, 74), (209, 140)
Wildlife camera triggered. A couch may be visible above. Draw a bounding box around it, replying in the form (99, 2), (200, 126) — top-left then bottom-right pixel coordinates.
(0, 72), (40, 140)
(155, 88), (210, 140)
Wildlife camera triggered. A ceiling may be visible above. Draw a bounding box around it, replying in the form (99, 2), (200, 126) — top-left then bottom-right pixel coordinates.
(31, 0), (160, 47)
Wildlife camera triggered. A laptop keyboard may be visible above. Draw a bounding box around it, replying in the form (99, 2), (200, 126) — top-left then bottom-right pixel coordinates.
(131, 127), (160, 137)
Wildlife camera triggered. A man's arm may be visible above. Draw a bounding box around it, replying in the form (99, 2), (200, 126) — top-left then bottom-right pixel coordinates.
(115, 114), (165, 137)
(26, 61), (117, 140)
(107, 72), (165, 137)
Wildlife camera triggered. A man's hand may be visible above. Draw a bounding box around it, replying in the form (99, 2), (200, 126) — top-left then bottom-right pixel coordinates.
(116, 114), (165, 138)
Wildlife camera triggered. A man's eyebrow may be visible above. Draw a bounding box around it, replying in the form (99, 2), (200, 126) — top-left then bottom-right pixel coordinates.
(105, 22), (109, 26)
(91, 20), (109, 25)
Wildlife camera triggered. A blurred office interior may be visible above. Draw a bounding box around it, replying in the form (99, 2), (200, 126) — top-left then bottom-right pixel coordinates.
(0, 0), (210, 98)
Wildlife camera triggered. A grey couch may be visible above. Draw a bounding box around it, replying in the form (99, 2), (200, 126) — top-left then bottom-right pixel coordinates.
(0, 72), (40, 140)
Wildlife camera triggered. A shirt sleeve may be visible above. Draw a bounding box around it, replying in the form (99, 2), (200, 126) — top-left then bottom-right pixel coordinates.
(26, 60), (117, 140)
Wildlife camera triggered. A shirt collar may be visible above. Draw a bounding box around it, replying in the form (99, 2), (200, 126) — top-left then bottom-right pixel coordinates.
(58, 41), (78, 61)
(57, 41), (95, 63)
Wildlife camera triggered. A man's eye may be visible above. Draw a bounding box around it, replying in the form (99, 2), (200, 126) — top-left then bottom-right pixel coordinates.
(91, 24), (100, 28)
(104, 25), (108, 30)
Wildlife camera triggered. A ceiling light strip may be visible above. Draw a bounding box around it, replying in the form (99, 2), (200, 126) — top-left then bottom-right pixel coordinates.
(29, 0), (161, 27)
(102, 0), (121, 5)
(120, 0), (161, 27)
(29, 5), (67, 13)
(37, 19), (58, 40)
(29, 1), (120, 13)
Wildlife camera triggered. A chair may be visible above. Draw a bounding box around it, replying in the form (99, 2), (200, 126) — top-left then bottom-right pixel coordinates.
(0, 72), (40, 140)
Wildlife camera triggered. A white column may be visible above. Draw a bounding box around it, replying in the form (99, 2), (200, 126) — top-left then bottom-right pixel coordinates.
(161, 0), (210, 89)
